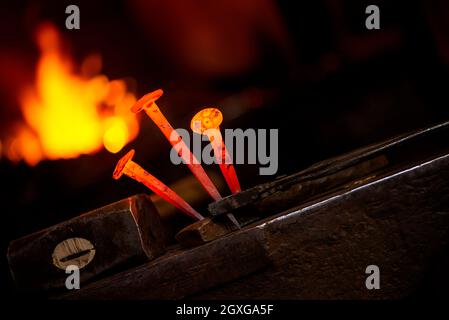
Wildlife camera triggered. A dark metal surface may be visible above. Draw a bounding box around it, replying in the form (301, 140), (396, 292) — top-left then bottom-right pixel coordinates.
(8, 194), (167, 293)
(61, 228), (270, 300)
(176, 156), (387, 247)
(175, 217), (238, 247)
(209, 120), (449, 218)
(195, 152), (449, 299)
(62, 145), (449, 299)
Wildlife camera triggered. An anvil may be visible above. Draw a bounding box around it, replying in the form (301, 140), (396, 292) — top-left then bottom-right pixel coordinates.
(57, 120), (449, 299)
(177, 121), (449, 246)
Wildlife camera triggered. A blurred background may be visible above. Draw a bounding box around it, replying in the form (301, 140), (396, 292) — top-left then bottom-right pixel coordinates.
(1, 0), (449, 297)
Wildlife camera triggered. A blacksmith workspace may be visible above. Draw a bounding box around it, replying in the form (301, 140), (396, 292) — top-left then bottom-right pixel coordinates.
(1, 0), (449, 307)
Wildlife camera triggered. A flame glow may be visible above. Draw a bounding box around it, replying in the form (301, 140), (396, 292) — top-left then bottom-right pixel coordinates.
(5, 23), (139, 165)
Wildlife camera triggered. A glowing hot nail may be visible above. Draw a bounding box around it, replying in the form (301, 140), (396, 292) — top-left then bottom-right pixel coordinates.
(191, 108), (241, 194)
(113, 149), (204, 220)
(131, 90), (222, 201)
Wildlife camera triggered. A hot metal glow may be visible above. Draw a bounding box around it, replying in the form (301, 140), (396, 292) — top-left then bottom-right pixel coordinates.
(191, 108), (241, 194)
(131, 90), (222, 201)
(113, 149), (204, 220)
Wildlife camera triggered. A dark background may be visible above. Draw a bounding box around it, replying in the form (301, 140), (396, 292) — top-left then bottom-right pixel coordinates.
(1, 0), (449, 298)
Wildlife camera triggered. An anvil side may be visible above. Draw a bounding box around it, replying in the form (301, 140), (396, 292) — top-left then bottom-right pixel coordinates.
(210, 120), (449, 220)
(8, 194), (167, 293)
(61, 121), (449, 299)
(176, 120), (449, 247)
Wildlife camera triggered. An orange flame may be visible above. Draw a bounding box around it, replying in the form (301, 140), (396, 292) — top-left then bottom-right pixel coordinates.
(5, 23), (139, 165)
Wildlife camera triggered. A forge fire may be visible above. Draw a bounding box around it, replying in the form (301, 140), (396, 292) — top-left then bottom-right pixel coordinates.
(3, 23), (139, 165)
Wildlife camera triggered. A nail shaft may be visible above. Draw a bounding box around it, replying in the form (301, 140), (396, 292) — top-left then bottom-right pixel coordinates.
(207, 129), (241, 193)
(114, 150), (204, 220)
